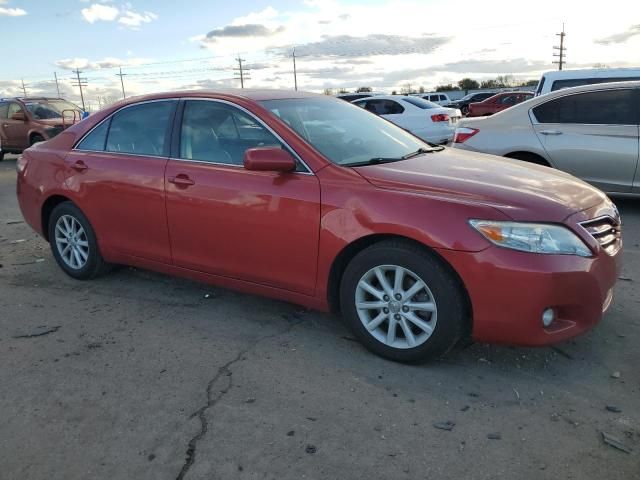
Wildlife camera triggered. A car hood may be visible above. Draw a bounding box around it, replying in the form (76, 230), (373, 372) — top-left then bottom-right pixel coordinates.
(354, 148), (607, 222)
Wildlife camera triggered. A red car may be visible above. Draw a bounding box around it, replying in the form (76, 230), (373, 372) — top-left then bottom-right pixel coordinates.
(467, 91), (534, 117)
(16, 90), (621, 362)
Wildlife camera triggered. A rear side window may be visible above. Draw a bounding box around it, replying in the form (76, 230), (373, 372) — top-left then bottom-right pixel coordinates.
(106, 101), (176, 156)
(368, 100), (404, 115)
(77, 120), (110, 151)
(533, 89), (636, 125)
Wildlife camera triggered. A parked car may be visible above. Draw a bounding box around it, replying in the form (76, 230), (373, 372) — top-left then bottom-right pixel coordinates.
(336, 92), (384, 102)
(535, 67), (640, 96)
(17, 89), (621, 363)
(0, 97), (84, 161)
(445, 92), (498, 115)
(412, 93), (451, 106)
(451, 81), (640, 194)
(467, 91), (534, 117)
(352, 95), (462, 144)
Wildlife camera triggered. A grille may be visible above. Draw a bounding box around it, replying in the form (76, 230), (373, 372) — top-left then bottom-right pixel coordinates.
(579, 216), (622, 256)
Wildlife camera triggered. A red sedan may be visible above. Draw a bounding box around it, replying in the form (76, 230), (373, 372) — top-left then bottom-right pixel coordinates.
(467, 91), (534, 117)
(16, 90), (621, 362)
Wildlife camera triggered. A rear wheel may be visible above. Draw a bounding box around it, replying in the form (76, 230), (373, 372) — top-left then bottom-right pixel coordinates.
(461, 105), (470, 116)
(48, 202), (110, 280)
(340, 240), (467, 363)
(0, 150), (4, 162)
(30, 134), (45, 146)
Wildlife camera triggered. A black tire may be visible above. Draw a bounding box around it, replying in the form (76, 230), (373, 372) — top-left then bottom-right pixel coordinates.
(461, 105), (469, 116)
(340, 240), (467, 363)
(0, 150), (4, 162)
(30, 134), (45, 146)
(47, 201), (110, 280)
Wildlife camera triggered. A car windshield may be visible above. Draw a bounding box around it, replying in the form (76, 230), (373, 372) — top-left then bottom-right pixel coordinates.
(24, 100), (82, 120)
(459, 93), (476, 101)
(260, 97), (434, 166)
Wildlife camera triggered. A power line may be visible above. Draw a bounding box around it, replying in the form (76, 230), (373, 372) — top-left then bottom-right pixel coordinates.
(553, 23), (566, 71)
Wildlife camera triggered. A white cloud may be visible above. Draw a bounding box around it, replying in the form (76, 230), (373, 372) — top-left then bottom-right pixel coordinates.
(118, 10), (158, 28)
(55, 56), (153, 70)
(0, 0), (26, 16)
(80, 3), (157, 29)
(81, 3), (118, 23)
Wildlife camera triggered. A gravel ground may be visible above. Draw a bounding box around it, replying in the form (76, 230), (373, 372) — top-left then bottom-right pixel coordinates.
(1, 154), (639, 480)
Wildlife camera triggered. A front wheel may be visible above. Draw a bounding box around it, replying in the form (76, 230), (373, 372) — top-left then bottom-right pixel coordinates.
(30, 134), (45, 146)
(48, 201), (110, 280)
(340, 240), (467, 363)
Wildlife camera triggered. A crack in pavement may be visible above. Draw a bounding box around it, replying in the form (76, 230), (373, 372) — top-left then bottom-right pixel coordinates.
(175, 313), (307, 480)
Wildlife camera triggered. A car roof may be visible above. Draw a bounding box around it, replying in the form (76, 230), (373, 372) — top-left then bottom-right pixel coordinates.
(540, 80), (640, 99)
(539, 67), (640, 81)
(112, 89), (321, 107)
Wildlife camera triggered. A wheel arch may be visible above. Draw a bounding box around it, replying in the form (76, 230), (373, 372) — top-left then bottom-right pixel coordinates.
(504, 151), (552, 167)
(41, 194), (73, 242)
(327, 233), (473, 339)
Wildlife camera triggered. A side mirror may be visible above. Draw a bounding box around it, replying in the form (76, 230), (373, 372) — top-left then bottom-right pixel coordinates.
(11, 111), (27, 121)
(243, 147), (296, 172)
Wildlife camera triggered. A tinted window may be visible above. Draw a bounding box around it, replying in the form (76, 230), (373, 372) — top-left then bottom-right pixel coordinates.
(533, 89), (636, 125)
(401, 97), (439, 109)
(439, 95), (447, 101)
(106, 101), (176, 156)
(0, 102), (7, 119)
(180, 100), (282, 166)
(550, 77), (640, 92)
(365, 99), (404, 115)
(77, 119), (110, 151)
(499, 95), (518, 105)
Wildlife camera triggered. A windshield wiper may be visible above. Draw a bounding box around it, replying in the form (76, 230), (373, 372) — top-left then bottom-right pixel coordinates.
(346, 147), (441, 167)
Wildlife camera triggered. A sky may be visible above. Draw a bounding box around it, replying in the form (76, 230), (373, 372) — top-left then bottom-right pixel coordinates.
(1, 0), (639, 109)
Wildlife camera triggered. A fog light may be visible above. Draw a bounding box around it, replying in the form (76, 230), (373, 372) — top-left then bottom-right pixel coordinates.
(542, 308), (555, 327)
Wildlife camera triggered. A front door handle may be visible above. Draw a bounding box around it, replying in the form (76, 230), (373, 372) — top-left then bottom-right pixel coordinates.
(72, 160), (88, 172)
(539, 129), (563, 136)
(168, 174), (195, 187)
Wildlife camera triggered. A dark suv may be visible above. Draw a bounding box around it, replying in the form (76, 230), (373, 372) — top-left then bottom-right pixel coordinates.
(446, 92), (499, 116)
(0, 97), (84, 161)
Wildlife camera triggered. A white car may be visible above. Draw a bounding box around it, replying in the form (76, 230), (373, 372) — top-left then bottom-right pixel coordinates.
(451, 81), (640, 194)
(411, 92), (452, 106)
(535, 67), (640, 96)
(353, 95), (462, 144)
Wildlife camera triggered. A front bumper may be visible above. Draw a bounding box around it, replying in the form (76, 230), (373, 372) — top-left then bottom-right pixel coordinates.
(437, 245), (621, 346)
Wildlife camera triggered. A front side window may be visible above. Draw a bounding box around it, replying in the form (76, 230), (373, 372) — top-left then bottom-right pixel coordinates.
(0, 102), (8, 119)
(261, 97), (431, 166)
(180, 100), (282, 166)
(106, 101), (176, 156)
(24, 100), (83, 120)
(533, 89), (636, 125)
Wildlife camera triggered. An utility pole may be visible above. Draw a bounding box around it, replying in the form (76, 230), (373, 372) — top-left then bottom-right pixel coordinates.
(553, 23), (566, 71)
(116, 67), (127, 99)
(21, 79), (27, 97)
(54, 72), (61, 97)
(292, 47), (298, 91)
(234, 55), (251, 88)
(71, 69), (88, 111)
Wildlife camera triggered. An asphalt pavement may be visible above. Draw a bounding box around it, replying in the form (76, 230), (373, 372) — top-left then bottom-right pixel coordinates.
(1, 154), (638, 479)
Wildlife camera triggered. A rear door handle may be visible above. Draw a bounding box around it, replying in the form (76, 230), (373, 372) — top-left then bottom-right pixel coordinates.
(539, 130), (563, 136)
(72, 160), (88, 172)
(168, 174), (195, 187)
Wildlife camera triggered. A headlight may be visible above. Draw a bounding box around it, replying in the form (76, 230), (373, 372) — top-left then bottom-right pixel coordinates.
(469, 220), (591, 257)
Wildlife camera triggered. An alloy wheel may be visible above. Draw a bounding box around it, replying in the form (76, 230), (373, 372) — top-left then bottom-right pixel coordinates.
(54, 214), (89, 270)
(355, 265), (438, 349)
